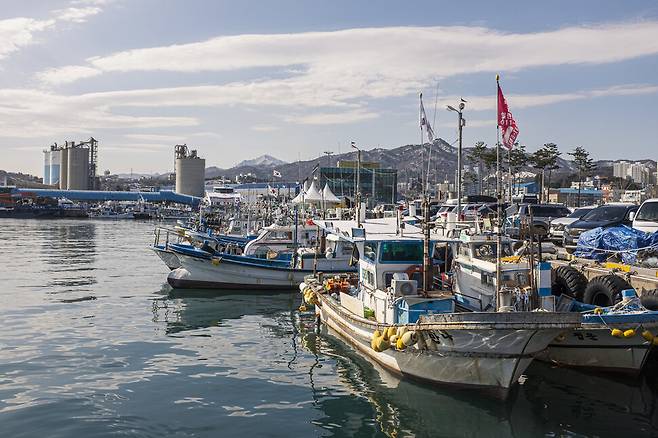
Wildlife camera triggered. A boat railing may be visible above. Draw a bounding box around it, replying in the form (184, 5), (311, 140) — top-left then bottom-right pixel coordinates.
(153, 225), (187, 249)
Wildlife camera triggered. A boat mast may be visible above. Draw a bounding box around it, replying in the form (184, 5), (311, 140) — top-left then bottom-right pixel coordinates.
(495, 74), (502, 311)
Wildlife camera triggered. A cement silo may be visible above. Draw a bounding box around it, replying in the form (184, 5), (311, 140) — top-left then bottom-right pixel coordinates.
(67, 146), (89, 190)
(175, 144), (205, 197)
(43, 150), (51, 185)
(60, 147), (69, 190)
(50, 149), (61, 186)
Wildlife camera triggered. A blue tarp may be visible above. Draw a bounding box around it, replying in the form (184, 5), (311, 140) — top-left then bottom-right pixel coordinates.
(575, 225), (658, 264)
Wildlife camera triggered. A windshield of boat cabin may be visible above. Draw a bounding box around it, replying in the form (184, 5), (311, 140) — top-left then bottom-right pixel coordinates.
(379, 241), (423, 263)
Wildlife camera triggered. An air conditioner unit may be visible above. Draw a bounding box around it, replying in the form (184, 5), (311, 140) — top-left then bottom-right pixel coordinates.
(392, 279), (418, 296)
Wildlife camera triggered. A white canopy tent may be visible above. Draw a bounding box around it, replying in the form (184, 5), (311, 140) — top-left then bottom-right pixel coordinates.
(322, 184), (341, 204)
(304, 181), (324, 204)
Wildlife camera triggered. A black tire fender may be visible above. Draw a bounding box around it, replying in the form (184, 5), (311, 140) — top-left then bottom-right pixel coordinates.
(640, 289), (658, 311)
(582, 274), (632, 307)
(552, 266), (587, 299)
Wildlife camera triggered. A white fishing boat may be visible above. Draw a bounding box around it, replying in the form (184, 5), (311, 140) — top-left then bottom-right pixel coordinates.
(302, 218), (580, 398)
(448, 230), (658, 374)
(538, 292), (658, 374)
(165, 229), (356, 289)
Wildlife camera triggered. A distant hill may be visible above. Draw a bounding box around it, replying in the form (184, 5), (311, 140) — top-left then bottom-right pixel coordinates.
(205, 138), (457, 183)
(234, 154), (287, 168)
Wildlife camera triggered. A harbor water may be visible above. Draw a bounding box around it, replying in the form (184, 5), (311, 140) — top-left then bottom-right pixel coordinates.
(2, 219), (658, 437)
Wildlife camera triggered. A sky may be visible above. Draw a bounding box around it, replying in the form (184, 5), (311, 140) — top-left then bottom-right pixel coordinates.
(1, 0), (658, 176)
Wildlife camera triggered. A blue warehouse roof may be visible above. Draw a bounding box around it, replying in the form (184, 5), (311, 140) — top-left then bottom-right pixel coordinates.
(16, 189), (202, 206)
(556, 188), (603, 196)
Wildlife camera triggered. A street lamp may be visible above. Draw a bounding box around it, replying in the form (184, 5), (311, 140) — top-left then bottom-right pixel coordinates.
(351, 141), (362, 227)
(447, 100), (466, 215)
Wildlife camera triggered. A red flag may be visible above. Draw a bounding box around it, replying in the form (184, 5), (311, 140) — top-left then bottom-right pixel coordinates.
(497, 84), (519, 150)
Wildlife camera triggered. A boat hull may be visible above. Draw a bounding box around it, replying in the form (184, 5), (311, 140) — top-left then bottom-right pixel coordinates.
(168, 253), (348, 290)
(541, 327), (655, 374)
(151, 245), (181, 270)
(317, 295), (576, 398)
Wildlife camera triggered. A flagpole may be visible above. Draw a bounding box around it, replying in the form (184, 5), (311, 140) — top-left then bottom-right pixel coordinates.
(496, 74), (502, 312)
(420, 92), (425, 199)
(508, 148), (512, 202)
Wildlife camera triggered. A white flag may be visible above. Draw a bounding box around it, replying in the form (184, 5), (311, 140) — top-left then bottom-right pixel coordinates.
(273, 169), (282, 178)
(420, 93), (435, 142)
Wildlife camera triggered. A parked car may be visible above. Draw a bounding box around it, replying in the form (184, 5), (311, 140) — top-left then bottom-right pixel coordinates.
(563, 203), (639, 253)
(505, 203), (571, 238)
(549, 206), (597, 243)
(633, 198), (658, 233)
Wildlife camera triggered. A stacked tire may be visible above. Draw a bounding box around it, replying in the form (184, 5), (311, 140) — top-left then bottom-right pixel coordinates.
(552, 266), (587, 300)
(582, 275), (631, 307)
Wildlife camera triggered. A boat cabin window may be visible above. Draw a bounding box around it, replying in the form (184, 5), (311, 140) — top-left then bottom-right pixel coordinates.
(363, 242), (378, 262)
(458, 244), (471, 258)
(379, 241), (423, 263)
(472, 242), (513, 262)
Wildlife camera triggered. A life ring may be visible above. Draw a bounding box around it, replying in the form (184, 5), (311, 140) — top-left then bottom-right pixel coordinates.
(405, 265), (423, 281)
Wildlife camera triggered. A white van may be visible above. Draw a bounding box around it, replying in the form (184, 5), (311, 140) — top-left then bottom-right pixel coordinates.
(633, 198), (658, 233)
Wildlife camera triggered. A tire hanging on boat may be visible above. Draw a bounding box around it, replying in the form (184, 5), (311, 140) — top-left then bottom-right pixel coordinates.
(582, 274), (631, 307)
(551, 266), (587, 300)
(640, 289), (658, 311)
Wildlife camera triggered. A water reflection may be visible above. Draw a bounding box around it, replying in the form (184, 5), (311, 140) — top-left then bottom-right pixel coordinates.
(298, 318), (658, 437)
(152, 289), (296, 335)
(40, 221), (98, 295)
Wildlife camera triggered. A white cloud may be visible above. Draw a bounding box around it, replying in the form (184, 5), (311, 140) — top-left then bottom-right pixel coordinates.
(36, 65), (101, 85)
(41, 21), (658, 104)
(54, 6), (103, 23)
(251, 125), (280, 132)
(441, 84), (658, 112)
(123, 134), (188, 142)
(0, 88), (198, 138)
(285, 109), (379, 125)
(0, 17), (55, 62)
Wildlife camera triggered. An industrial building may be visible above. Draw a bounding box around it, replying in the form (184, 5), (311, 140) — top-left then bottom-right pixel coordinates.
(319, 161), (397, 207)
(43, 138), (98, 190)
(175, 144), (205, 197)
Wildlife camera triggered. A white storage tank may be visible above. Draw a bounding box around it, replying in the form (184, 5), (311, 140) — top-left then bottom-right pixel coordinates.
(43, 150), (51, 185)
(50, 149), (61, 186)
(175, 149), (205, 197)
(67, 147), (89, 190)
(60, 147), (69, 190)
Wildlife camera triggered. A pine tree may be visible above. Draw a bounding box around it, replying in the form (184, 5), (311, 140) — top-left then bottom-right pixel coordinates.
(568, 146), (596, 207)
(467, 141), (487, 195)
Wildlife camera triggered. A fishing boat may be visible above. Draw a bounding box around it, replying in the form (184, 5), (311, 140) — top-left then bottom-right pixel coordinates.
(538, 292), (658, 374)
(302, 217), (581, 398)
(448, 229), (658, 374)
(166, 231), (356, 289)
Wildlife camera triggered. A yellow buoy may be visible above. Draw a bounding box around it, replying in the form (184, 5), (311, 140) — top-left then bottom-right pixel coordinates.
(298, 305), (307, 312)
(623, 329), (636, 338)
(642, 330), (654, 342)
(373, 337), (390, 352)
(611, 328), (623, 338)
(593, 308), (604, 315)
(387, 326), (397, 339)
(396, 337), (405, 350)
(372, 330), (381, 340)
(401, 331), (416, 347)
(389, 334), (398, 345)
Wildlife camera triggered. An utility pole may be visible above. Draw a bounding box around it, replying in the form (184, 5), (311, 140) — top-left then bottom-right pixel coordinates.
(447, 100), (466, 214)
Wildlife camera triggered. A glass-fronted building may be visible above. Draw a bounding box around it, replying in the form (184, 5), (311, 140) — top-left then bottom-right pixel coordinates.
(319, 161), (397, 207)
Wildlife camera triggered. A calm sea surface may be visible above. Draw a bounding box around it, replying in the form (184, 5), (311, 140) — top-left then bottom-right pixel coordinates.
(1, 219), (657, 437)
